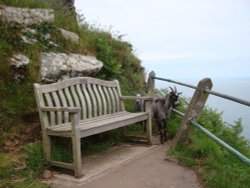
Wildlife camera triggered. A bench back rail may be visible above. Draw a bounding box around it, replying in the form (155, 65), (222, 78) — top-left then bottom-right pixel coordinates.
(34, 77), (125, 128)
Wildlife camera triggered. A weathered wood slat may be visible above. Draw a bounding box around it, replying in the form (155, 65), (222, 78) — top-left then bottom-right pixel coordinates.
(48, 111), (130, 131)
(38, 77), (118, 93)
(82, 84), (92, 118)
(44, 93), (55, 126)
(98, 85), (107, 115)
(108, 87), (116, 113)
(87, 84), (97, 117)
(50, 161), (74, 170)
(112, 87), (120, 112)
(35, 87), (49, 128)
(51, 91), (62, 125)
(64, 87), (74, 107)
(47, 112), (148, 134)
(58, 89), (69, 123)
(93, 84), (102, 116)
(70, 85), (81, 118)
(76, 84), (87, 119)
(115, 80), (125, 111)
(103, 87), (112, 114)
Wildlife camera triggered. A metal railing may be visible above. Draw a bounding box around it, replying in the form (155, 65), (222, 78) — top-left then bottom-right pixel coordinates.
(152, 76), (250, 107)
(171, 109), (250, 165)
(152, 75), (250, 166)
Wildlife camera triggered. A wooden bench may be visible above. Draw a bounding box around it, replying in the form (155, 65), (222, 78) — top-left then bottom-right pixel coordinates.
(34, 77), (152, 177)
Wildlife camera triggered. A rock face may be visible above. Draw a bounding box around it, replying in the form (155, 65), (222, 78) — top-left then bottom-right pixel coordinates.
(1, 4), (102, 84)
(10, 54), (30, 83)
(0, 6), (54, 25)
(39, 53), (103, 83)
(60, 28), (79, 43)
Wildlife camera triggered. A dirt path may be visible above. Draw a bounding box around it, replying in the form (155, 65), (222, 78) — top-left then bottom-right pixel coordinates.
(52, 142), (202, 188)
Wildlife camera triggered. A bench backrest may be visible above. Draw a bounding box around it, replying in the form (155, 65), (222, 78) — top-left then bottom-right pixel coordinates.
(34, 77), (125, 127)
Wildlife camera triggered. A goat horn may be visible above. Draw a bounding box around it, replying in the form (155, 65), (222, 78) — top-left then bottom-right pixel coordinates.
(169, 86), (174, 92)
(174, 86), (177, 93)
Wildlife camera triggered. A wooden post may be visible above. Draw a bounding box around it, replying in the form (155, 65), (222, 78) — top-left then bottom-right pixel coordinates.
(70, 112), (82, 178)
(171, 78), (213, 149)
(144, 100), (152, 145)
(146, 71), (155, 144)
(147, 71), (155, 95)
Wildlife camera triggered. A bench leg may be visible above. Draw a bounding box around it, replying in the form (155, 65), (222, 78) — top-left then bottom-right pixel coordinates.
(43, 132), (51, 161)
(146, 119), (152, 145)
(72, 132), (82, 178)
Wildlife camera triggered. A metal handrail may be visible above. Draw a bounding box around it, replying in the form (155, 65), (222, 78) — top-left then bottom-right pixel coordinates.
(171, 108), (250, 166)
(204, 88), (250, 107)
(152, 76), (250, 107)
(152, 76), (197, 89)
(190, 119), (250, 166)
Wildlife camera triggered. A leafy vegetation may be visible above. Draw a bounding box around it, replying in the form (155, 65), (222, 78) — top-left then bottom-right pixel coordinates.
(0, 145), (49, 187)
(169, 100), (250, 188)
(0, 0), (145, 186)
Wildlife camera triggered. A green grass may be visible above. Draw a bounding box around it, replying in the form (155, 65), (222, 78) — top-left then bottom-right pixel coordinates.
(0, 147), (49, 188)
(168, 102), (250, 188)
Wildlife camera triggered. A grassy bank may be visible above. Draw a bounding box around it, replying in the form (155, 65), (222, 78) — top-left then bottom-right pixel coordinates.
(169, 99), (250, 188)
(0, 0), (145, 187)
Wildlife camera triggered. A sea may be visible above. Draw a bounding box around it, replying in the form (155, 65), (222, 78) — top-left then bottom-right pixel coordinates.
(156, 77), (250, 140)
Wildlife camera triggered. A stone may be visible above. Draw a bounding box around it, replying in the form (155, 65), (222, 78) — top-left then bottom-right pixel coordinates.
(10, 53), (30, 68)
(10, 53), (30, 83)
(0, 5), (54, 25)
(21, 35), (37, 44)
(60, 28), (79, 43)
(42, 170), (53, 179)
(39, 52), (103, 83)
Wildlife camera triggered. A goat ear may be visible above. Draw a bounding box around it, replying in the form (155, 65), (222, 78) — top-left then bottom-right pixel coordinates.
(178, 92), (182, 95)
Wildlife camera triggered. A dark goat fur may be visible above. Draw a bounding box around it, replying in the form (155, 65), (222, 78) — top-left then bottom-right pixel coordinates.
(134, 87), (181, 143)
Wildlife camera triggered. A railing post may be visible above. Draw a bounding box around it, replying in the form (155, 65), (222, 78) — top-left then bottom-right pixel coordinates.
(171, 78), (213, 149)
(147, 71), (155, 95)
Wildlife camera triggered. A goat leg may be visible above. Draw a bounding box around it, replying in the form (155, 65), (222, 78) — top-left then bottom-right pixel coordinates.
(163, 119), (167, 141)
(159, 121), (165, 144)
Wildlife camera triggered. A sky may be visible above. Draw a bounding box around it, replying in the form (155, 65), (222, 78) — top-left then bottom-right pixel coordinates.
(75, 0), (250, 82)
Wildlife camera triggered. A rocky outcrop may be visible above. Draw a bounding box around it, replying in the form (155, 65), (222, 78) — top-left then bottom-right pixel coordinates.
(39, 53), (103, 83)
(0, 5), (54, 25)
(60, 28), (79, 43)
(10, 54), (30, 83)
(1, 5), (102, 84)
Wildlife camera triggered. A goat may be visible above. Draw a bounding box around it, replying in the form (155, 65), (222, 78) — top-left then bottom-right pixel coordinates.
(152, 86), (181, 143)
(134, 86), (181, 144)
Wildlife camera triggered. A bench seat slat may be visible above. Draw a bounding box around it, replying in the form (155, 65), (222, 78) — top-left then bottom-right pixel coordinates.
(47, 112), (148, 138)
(47, 111), (129, 131)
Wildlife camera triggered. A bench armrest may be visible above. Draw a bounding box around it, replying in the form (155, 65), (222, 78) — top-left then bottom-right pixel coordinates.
(40, 107), (81, 113)
(41, 107), (80, 130)
(120, 96), (153, 101)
